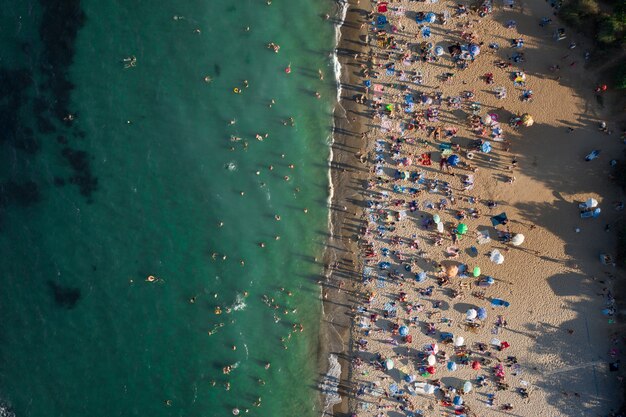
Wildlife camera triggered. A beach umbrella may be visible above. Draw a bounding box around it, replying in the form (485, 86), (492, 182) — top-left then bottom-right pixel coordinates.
(472, 266), (481, 277)
(426, 365), (436, 375)
(447, 154), (460, 167)
(447, 361), (458, 371)
(376, 15), (388, 27)
(454, 336), (465, 347)
(490, 249), (505, 265)
(521, 113), (534, 127)
(437, 222), (444, 233)
(471, 361), (481, 370)
(469, 44), (481, 56)
(379, 261), (391, 269)
(477, 307), (487, 320)
(434, 46), (444, 56)
(433, 214), (441, 224)
(425, 12), (436, 23)
(385, 359), (394, 370)
(481, 114), (493, 125)
(377, 2), (388, 13)
(445, 265), (458, 278)
(429, 343), (439, 354)
(485, 276), (495, 285)
(463, 381), (473, 393)
(385, 103), (394, 112)
(415, 271), (427, 282)
(453, 395), (463, 406)
(481, 141), (492, 153)
(511, 234), (525, 246)
(427, 354), (436, 366)
(586, 198), (599, 208)
(399, 325), (409, 336)
(457, 223), (468, 235)
(404, 374), (413, 382)
(364, 79), (372, 88)
(466, 309), (477, 320)
(490, 338), (501, 346)
(421, 95), (432, 105)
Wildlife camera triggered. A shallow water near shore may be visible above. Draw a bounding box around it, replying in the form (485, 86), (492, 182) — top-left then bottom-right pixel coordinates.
(0, 0), (337, 415)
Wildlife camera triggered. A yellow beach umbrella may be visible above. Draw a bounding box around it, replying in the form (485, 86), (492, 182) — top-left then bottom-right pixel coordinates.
(521, 113), (534, 127)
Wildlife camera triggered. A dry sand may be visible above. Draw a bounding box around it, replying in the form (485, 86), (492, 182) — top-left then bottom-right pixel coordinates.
(324, 0), (626, 416)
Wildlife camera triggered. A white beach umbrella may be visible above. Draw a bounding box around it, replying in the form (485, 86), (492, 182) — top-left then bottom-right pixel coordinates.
(481, 114), (493, 125)
(427, 354), (436, 366)
(511, 234), (525, 246)
(466, 309), (477, 320)
(454, 336), (465, 347)
(490, 249), (504, 264)
(385, 359), (394, 370)
(586, 198), (598, 208)
(437, 222), (444, 233)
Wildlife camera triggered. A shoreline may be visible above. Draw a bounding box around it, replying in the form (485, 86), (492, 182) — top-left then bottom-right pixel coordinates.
(319, 0), (371, 415)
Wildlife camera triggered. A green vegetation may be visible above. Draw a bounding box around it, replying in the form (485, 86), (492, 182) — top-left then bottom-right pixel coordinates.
(558, 1), (626, 89)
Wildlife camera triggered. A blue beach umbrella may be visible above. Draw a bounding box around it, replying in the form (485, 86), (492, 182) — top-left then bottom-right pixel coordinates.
(399, 325), (409, 336)
(364, 79), (372, 88)
(377, 15), (387, 27)
(453, 395), (463, 406)
(434, 46), (444, 56)
(379, 261), (391, 270)
(447, 361), (458, 371)
(447, 154), (460, 167)
(415, 271), (427, 282)
(469, 44), (481, 56)
(425, 12), (436, 23)
(477, 307), (487, 320)
(481, 141), (492, 153)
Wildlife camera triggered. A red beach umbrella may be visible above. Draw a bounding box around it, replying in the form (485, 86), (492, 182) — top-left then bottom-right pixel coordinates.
(378, 2), (388, 12)
(471, 361), (481, 370)
(426, 366), (436, 374)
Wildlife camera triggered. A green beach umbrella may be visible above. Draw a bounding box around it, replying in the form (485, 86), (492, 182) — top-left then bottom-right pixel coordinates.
(472, 266), (481, 277)
(433, 214), (440, 224)
(385, 104), (394, 112)
(457, 223), (468, 235)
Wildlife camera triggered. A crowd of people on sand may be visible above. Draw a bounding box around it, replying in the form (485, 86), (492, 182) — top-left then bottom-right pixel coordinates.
(335, 1), (623, 416)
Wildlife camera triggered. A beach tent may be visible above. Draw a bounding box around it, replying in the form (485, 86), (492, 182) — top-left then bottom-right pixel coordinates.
(585, 198), (599, 208)
(385, 359), (394, 370)
(491, 298), (510, 308)
(399, 325), (409, 336)
(511, 234), (525, 246)
(434, 46), (444, 56)
(521, 113), (534, 127)
(415, 382), (435, 394)
(491, 212), (508, 226)
(490, 249), (504, 265)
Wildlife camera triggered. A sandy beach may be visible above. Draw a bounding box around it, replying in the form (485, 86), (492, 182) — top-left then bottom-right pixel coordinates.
(323, 0), (626, 415)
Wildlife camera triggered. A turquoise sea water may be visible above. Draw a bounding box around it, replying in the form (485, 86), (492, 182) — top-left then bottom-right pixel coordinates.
(0, 0), (337, 415)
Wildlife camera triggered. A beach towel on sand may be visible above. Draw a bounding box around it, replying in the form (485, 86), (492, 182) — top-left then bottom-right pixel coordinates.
(491, 212), (508, 226)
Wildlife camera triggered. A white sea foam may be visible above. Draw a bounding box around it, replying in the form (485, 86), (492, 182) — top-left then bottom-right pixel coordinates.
(231, 293), (247, 311)
(320, 354), (342, 413)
